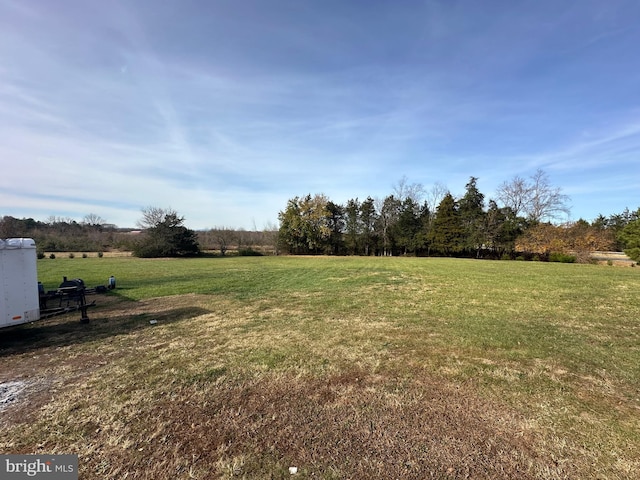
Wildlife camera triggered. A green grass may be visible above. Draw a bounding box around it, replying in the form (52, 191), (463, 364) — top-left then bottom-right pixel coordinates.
(36, 256), (640, 382)
(3, 255), (640, 479)
(34, 255), (640, 406)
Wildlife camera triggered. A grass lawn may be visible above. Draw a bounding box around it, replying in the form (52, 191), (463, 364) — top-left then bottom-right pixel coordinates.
(1, 256), (639, 479)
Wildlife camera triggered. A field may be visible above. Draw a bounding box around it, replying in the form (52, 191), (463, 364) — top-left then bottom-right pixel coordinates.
(1, 256), (639, 479)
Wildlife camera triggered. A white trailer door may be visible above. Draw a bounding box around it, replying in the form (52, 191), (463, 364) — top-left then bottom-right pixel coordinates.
(1, 238), (40, 328)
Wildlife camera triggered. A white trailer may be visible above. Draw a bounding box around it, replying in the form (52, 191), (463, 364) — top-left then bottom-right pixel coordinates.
(0, 238), (40, 328)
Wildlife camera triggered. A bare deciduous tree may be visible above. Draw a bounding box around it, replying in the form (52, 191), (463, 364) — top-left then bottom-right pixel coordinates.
(207, 227), (236, 256)
(262, 221), (280, 255)
(425, 182), (448, 214)
(497, 169), (570, 222)
(495, 175), (531, 218)
(82, 213), (106, 227)
(393, 175), (425, 206)
(527, 169), (571, 223)
(137, 207), (178, 229)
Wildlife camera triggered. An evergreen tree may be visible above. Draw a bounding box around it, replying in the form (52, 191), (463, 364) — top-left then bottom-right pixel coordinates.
(278, 194), (331, 254)
(458, 177), (486, 257)
(133, 209), (200, 257)
(326, 201), (345, 255)
(416, 201), (432, 255)
(428, 193), (464, 255)
(485, 201), (522, 257)
(344, 198), (361, 255)
(360, 197), (377, 256)
(396, 198), (421, 255)
(376, 195), (401, 256)
(619, 218), (640, 262)
(299, 194), (331, 254)
(278, 196), (305, 254)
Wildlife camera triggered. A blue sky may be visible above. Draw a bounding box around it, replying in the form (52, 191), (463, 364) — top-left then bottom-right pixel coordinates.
(1, 0), (639, 230)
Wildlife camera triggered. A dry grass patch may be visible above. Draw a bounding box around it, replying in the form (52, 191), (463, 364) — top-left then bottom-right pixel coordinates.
(151, 370), (552, 480)
(3, 365), (557, 479)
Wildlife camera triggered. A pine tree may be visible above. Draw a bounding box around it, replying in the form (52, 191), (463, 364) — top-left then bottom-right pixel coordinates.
(458, 177), (486, 257)
(428, 193), (464, 255)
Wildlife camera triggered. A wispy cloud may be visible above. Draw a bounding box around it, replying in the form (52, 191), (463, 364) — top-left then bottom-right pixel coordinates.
(1, 0), (639, 228)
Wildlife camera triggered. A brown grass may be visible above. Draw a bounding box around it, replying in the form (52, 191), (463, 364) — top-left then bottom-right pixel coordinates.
(0, 289), (636, 479)
(2, 346), (549, 479)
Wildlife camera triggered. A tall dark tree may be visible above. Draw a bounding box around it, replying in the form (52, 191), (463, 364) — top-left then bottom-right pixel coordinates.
(360, 197), (377, 256)
(484, 201), (522, 257)
(344, 198), (361, 255)
(428, 193), (464, 255)
(619, 218), (640, 262)
(458, 177), (486, 257)
(591, 214), (609, 231)
(396, 198), (421, 255)
(326, 201), (345, 255)
(415, 202), (432, 255)
(606, 207), (640, 250)
(376, 195), (401, 256)
(278, 196), (305, 254)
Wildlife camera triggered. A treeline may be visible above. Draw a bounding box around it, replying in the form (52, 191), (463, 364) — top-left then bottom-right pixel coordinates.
(277, 174), (640, 261)
(198, 228), (279, 255)
(3, 169), (639, 262)
(0, 215), (122, 253)
(0, 213), (279, 256)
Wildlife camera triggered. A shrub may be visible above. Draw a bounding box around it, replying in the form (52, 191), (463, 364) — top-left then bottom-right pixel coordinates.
(68, 253), (75, 259)
(98, 251), (104, 258)
(500, 253), (511, 261)
(37, 251), (45, 259)
(549, 252), (576, 263)
(49, 253), (56, 259)
(82, 253), (88, 258)
(238, 248), (263, 256)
